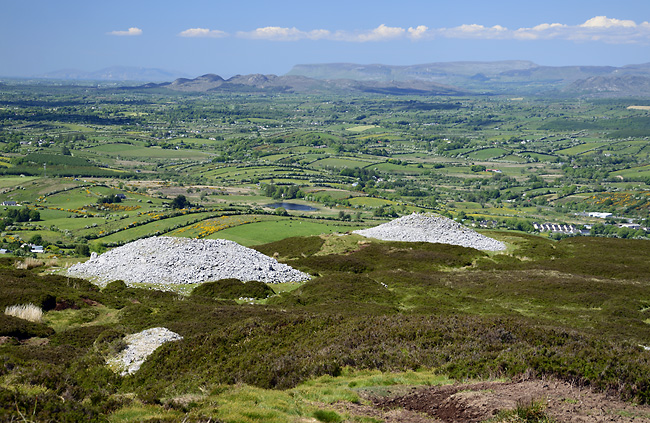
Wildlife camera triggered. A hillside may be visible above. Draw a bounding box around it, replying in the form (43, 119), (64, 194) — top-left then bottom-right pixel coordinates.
(565, 74), (650, 97)
(38, 66), (189, 82)
(288, 61), (650, 95)
(148, 73), (466, 95)
(3, 233), (650, 421)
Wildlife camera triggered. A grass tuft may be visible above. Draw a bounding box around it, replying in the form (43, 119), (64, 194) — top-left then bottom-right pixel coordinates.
(313, 409), (342, 423)
(4, 303), (43, 323)
(491, 398), (555, 422)
(14, 257), (45, 270)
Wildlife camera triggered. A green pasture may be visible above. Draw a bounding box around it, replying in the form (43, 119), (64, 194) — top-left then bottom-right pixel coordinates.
(209, 218), (369, 246)
(203, 166), (241, 177)
(40, 186), (152, 211)
(45, 216), (112, 234)
(453, 201), (484, 210)
(91, 211), (221, 245)
(355, 133), (401, 141)
(0, 176), (39, 188)
(31, 207), (75, 220)
(555, 142), (603, 155)
(89, 144), (142, 154)
(523, 152), (557, 162)
(90, 144), (210, 160)
(305, 188), (354, 200)
(441, 147), (475, 156)
(497, 154), (529, 163)
(348, 197), (396, 207)
(467, 147), (509, 160)
(369, 162), (425, 174)
(311, 157), (377, 169)
(211, 194), (269, 205)
(7, 228), (63, 245)
(345, 125), (379, 132)
(167, 214), (269, 238)
(260, 154), (291, 162)
(59, 123), (95, 132)
(168, 137), (216, 145)
(611, 164), (650, 179)
(38, 187), (105, 210)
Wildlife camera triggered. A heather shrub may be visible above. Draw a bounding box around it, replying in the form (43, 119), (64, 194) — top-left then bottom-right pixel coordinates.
(190, 278), (275, 300)
(253, 235), (325, 259)
(0, 313), (54, 339)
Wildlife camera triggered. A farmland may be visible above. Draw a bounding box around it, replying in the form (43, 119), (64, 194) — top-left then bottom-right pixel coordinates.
(1, 81), (650, 422)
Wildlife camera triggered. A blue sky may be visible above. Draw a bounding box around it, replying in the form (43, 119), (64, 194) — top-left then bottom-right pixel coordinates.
(2, 0), (649, 78)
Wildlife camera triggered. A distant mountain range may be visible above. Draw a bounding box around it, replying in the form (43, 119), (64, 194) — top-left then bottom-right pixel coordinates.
(143, 73), (466, 96)
(37, 66), (189, 82)
(286, 61), (650, 97)
(35, 62), (650, 97)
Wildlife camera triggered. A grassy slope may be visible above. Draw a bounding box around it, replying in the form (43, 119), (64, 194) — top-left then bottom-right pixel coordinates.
(2, 233), (650, 421)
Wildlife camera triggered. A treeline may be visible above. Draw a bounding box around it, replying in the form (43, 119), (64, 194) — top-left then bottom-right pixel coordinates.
(591, 223), (647, 239)
(3, 208), (40, 223)
(96, 194), (123, 204)
(0, 166), (128, 179)
(15, 153), (90, 167)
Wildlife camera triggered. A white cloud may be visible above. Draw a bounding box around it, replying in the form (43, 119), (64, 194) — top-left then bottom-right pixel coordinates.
(513, 23), (566, 40)
(237, 26), (330, 41)
(580, 16), (636, 28)
(222, 16), (650, 44)
(237, 24), (410, 42)
(107, 27), (142, 36)
(440, 24), (509, 39)
(354, 24), (405, 42)
(434, 16), (650, 44)
(179, 28), (228, 38)
(408, 25), (429, 40)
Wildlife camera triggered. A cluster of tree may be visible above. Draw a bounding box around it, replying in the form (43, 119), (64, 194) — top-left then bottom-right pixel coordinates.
(373, 205), (398, 218)
(339, 167), (379, 183)
(261, 183), (304, 200)
(170, 195), (192, 209)
(3, 208), (40, 223)
(96, 194), (122, 204)
(461, 188), (502, 204)
(590, 223), (647, 239)
(385, 158), (408, 166)
(14, 153), (89, 167)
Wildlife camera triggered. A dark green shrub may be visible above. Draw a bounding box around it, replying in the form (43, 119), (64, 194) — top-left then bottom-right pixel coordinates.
(0, 314), (54, 339)
(50, 325), (110, 348)
(285, 274), (397, 308)
(190, 279), (275, 300)
(254, 236), (325, 259)
(103, 280), (127, 294)
(313, 409), (342, 423)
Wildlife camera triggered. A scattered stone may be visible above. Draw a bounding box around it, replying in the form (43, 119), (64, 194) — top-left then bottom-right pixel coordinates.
(107, 327), (182, 376)
(353, 213), (506, 251)
(67, 236), (311, 288)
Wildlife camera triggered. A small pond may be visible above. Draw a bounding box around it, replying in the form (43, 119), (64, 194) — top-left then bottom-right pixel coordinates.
(266, 202), (318, 211)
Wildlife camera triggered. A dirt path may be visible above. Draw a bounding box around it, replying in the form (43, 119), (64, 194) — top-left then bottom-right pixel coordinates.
(328, 378), (650, 422)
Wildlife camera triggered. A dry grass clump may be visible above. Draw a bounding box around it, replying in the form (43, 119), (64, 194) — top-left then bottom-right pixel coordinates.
(4, 303), (44, 323)
(14, 257), (45, 270)
(14, 258), (59, 270)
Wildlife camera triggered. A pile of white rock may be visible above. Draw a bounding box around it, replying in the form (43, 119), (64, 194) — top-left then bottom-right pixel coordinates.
(67, 236), (311, 288)
(353, 213), (506, 251)
(107, 327), (182, 376)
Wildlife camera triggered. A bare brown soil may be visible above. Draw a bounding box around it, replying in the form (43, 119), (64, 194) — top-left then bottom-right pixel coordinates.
(329, 379), (650, 422)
